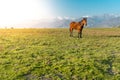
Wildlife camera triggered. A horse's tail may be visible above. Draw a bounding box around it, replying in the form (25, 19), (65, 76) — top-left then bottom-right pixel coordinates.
(69, 22), (75, 32)
(69, 27), (72, 32)
(69, 22), (73, 32)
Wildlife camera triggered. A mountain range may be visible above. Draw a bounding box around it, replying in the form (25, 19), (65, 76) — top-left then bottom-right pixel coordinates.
(34, 14), (120, 28)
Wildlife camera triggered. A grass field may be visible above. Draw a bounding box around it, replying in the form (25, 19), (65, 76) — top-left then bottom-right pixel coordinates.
(0, 28), (120, 80)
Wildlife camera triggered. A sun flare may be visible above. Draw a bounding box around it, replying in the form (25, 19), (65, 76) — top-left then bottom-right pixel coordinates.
(0, 0), (54, 27)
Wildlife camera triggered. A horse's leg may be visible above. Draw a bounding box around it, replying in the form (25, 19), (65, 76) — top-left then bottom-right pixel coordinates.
(78, 33), (80, 38)
(70, 28), (73, 37)
(80, 31), (82, 38)
(78, 30), (80, 38)
(70, 29), (72, 37)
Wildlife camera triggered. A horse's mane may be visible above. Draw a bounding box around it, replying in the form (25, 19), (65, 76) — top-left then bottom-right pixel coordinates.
(78, 20), (82, 23)
(78, 18), (87, 24)
(78, 19), (84, 25)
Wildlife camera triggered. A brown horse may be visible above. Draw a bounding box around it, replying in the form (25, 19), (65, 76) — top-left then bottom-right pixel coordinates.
(69, 18), (87, 38)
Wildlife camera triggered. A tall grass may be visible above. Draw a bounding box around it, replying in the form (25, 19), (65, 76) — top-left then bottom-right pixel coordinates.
(0, 28), (120, 80)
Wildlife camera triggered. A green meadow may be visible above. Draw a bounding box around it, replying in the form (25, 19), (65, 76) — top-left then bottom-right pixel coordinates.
(0, 28), (120, 80)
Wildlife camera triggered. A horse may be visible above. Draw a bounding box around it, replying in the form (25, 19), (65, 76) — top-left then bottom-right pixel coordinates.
(69, 18), (87, 38)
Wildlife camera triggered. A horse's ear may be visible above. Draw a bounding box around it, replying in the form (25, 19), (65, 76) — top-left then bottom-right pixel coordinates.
(84, 17), (87, 20)
(83, 18), (87, 20)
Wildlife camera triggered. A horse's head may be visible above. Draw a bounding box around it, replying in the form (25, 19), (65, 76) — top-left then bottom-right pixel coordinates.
(82, 18), (87, 26)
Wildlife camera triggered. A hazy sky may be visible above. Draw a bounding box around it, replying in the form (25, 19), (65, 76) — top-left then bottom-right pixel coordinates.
(0, 0), (120, 26)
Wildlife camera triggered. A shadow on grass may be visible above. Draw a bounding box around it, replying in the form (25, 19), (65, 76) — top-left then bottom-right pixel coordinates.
(69, 35), (120, 38)
(107, 35), (120, 38)
(70, 36), (83, 39)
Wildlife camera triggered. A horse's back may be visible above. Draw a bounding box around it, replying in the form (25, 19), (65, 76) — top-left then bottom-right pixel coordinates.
(70, 21), (78, 29)
(70, 22), (76, 27)
(70, 21), (76, 25)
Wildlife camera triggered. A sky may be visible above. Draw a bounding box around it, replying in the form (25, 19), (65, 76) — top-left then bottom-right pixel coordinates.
(52, 0), (120, 18)
(0, 0), (120, 27)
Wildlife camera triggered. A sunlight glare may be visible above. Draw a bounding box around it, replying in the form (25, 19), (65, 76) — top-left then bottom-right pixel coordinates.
(0, 0), (54, 26)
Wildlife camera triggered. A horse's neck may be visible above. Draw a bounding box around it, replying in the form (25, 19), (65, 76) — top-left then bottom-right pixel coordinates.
(79, 22), (84, 26)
